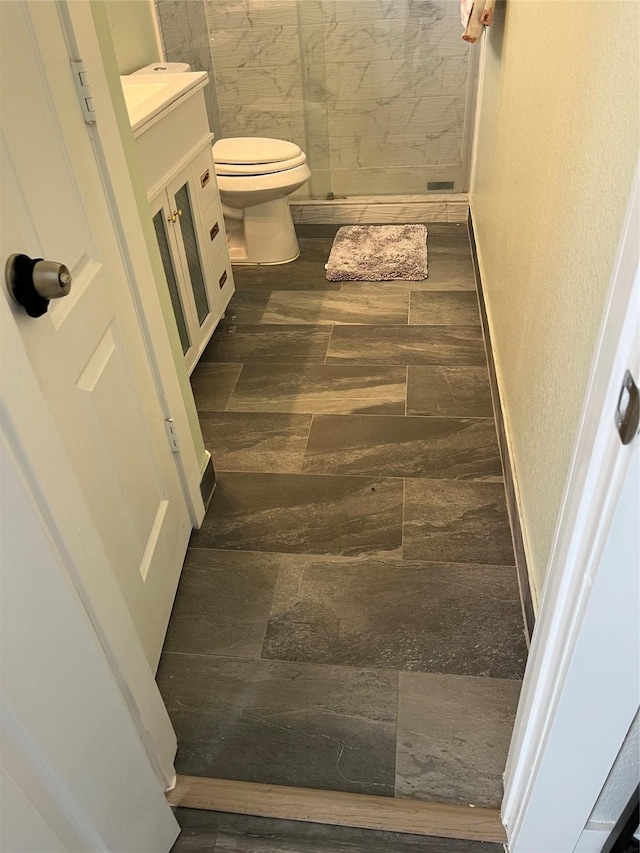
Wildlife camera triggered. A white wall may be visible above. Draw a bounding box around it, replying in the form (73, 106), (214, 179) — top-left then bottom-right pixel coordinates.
(470, 0), (639, 597)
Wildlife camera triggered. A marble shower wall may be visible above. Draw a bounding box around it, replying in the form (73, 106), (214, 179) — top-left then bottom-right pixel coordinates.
(155, 0), (222, 138)
(307, 0), (472, 195)
(156, 0), (473, 197)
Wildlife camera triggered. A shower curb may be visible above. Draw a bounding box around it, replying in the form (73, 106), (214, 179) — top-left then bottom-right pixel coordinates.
(290, 194), (468, 225)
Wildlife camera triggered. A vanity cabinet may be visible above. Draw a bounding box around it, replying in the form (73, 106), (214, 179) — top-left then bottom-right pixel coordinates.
(129, 77), (234, 374)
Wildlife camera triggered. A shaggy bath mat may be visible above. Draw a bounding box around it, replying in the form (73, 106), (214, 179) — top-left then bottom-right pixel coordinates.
(325, 224), (428, 281)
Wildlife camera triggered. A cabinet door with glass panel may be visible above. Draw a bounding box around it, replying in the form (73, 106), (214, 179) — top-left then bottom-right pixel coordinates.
(150, 162), (234, 374)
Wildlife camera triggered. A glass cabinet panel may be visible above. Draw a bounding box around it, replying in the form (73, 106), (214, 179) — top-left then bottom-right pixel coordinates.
(175, 182), (210, 326)
(152, 209), (190, 355)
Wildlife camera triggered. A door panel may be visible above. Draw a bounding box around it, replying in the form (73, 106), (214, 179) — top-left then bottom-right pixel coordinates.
(0, 1), (191, 669)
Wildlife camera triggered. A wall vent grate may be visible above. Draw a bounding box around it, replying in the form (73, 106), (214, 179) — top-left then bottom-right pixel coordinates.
(427, 181), (455, 191)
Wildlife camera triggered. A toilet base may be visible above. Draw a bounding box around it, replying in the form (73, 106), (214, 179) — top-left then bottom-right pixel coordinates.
(222, 198), (300, 265)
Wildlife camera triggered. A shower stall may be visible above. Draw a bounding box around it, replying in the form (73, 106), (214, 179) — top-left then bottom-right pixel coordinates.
(155, 0), (477, 200)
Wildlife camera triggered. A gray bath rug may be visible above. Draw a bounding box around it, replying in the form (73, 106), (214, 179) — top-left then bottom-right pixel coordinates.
(325, 224), (428, 282)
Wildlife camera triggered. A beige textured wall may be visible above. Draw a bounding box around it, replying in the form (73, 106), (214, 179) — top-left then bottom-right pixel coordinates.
(471, 1), (638, 598)
(103, 0), (159, 74)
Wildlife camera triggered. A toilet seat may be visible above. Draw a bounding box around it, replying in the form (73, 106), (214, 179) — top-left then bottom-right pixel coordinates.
(214, 152), (307, 176)
(214, 137), (301, 164)
(213, 137), (306, 176)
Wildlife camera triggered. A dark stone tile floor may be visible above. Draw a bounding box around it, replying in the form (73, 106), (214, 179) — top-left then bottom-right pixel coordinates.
(302, 414), (502, 480)
(159, 224), (526, 832)
(158, 654), (397, 794)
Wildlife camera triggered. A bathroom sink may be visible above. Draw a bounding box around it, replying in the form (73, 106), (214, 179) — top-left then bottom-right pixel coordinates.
(120, 71), (208, 134)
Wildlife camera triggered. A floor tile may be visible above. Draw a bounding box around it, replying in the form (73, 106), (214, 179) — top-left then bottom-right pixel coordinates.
(211, 811), (503, 852)
(406, 366), (494, 418)
(422, 252), (476, 290)
(261, 291), (409, 325)
(233, 260), (340, 292)
(191, 472), (404, 557)
(200, 412), (312, 473)
(296, 235), (336, 257)
(219, 291), (271, 325)
(338, 280), (476, 293)
(302, 414), (502, 480)
(163, 550), (279, 659)
(423, 224), (471, 254)
(403, 480), (515, 565)
(190, 363), (242, 411)
(295, 225), (340, 239)
(326, 325), (486, 365)
(396, 672), (521, 807)
(157, 655), (398, 795)
(409, 292), (480, 326)
(226, 364), (407, 415)
(263, 556), (527, 678)
(200, 325), (332, 364)
(171, 808), (220, 852)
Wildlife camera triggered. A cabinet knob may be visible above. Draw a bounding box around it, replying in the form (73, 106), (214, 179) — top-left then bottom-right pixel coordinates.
(167, 210), (182, 223)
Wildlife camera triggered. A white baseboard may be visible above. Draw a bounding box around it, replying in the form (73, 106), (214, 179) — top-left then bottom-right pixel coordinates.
(290, 194), (468, 225)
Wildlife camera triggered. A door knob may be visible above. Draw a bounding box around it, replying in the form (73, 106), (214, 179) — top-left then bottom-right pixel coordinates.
(5, 253), (72, 318)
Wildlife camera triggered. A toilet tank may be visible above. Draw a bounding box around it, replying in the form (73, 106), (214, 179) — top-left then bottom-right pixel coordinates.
(132, 62), (191, 75)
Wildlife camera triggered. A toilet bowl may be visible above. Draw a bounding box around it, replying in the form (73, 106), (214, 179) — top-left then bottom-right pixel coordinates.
(213, 137), (311, 265)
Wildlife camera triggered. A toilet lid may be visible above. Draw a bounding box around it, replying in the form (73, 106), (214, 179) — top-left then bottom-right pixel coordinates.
(213, 137), (302, 165)
(214, 151), (307, 176)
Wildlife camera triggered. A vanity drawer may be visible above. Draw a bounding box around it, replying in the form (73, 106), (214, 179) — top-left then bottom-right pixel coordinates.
(209, 245), (235, 315)
(190, 144), (219, 212)
(202, 197), (227, 267)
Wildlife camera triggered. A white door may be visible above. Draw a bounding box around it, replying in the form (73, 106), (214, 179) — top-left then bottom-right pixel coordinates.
(0, 435), (180, 852)
(0, 0), (192, 669)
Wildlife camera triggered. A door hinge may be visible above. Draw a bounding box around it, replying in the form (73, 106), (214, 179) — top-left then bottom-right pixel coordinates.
(616, 369), (639, 445)
(71, 60), (97, 124)
(164, 418), (180, 452)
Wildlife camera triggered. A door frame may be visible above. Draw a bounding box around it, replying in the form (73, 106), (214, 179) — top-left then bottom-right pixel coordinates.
(61, 0), (207, 527)
(4, 1), (638, 846)
(501, 164), (640, 851)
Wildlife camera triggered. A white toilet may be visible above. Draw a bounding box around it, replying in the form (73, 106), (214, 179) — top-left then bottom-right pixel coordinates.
(212, 137), (311, 265)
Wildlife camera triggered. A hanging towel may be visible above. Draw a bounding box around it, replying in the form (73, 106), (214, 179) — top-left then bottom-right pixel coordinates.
(461, 0), (495, 43)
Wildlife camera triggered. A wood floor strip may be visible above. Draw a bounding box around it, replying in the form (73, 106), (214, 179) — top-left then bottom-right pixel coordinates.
(167, 775), (506, 843)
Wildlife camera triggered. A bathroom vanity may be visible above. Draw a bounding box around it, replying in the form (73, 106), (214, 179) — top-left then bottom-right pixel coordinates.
(121, 72), (234, 374)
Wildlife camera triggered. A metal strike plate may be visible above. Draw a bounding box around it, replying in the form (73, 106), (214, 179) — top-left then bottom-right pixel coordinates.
(615, 370), (639, 445)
